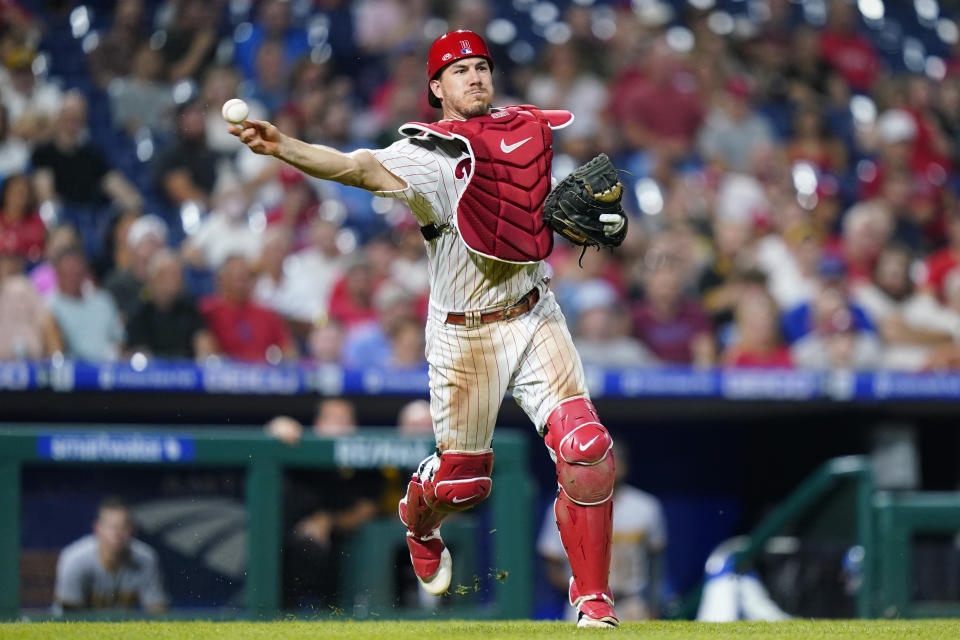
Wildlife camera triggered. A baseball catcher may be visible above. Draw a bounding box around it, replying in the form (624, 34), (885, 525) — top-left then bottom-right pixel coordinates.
(229, 28), (626, 628)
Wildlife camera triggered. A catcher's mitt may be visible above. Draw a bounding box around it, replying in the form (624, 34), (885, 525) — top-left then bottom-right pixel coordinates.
(542, 153), (627, 250)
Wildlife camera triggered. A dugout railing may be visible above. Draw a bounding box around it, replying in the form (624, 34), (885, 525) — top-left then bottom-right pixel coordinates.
(0, 426), (535, 621)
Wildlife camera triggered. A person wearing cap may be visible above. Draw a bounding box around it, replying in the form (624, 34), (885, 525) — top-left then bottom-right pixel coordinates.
(103, 214), (169, 321)
(780, 252), (877, 346)
(229, 29), (624, 627)
(2, 45), (63, 141)
(790, 301), (882, 370)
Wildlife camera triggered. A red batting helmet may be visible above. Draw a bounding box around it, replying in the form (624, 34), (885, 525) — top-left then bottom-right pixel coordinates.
(426, 29), (494, 108)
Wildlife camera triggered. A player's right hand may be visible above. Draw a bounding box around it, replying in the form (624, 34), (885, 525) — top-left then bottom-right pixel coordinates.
(230, 120), (280, 156)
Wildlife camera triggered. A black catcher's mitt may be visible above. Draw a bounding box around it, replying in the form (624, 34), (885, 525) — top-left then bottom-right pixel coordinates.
(542, 153), (627, 249)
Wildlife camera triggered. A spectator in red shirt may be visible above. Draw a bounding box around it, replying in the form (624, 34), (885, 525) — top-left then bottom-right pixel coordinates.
(264, 167), (319, 250)
(199, 255), (298, 363)
(327, 256), (379, 330)
(611, 36), (703, 176)
(0, 173), (45, 263)
(633, 262), (714, 367)
(722, 291), (792, 368)
(818, 0), (881, 94)
(921, 208), (960, 300)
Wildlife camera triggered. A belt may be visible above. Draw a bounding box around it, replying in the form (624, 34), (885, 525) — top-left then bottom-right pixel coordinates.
(445, 287), (540, 326)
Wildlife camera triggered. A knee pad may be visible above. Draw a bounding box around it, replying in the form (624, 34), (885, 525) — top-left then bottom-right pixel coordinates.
(544, 398), (615, 506)
(420, 449), (494, 514)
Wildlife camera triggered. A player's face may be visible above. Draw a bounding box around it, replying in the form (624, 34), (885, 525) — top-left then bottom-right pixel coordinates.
(95, 508), (133, 556)
(434, 57), (494, 119)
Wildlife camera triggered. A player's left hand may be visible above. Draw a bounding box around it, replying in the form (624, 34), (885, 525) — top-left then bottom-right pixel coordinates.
(599, 212), (625, 237)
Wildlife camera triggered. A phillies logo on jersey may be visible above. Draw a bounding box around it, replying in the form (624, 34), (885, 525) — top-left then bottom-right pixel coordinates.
(455, 158), (472, 180)
(460, 39), (473, 54)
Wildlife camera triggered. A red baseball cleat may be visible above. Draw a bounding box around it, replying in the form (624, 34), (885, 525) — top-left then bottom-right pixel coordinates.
(569, 577), (619, 629)
(405, 530), (452, 595)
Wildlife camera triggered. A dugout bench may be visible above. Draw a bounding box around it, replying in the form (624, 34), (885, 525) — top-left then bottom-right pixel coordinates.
(0, 426), (535, 621)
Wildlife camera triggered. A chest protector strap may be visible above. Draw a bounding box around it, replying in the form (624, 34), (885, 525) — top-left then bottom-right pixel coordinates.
(399, 105), (574, 264)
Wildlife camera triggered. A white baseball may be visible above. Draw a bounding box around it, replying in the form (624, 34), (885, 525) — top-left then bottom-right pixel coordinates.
(221, 98), (250, 124)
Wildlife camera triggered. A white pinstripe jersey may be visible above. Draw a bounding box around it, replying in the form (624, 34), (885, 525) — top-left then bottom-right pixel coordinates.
(372, 136), (548, 317)
(371, 127), (588, 450)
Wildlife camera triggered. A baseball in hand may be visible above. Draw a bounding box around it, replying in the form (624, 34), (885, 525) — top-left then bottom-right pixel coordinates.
(221, 98), (249, 124)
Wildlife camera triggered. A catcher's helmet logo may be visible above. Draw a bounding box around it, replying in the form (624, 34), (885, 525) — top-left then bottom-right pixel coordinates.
(442, 53), (452, 62)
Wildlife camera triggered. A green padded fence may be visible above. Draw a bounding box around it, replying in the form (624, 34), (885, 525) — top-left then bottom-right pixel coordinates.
(672, 455), (876, 619)
(674, 455), (960, 620)
(872, 491), (960, 618)
(0, 425), (535, 620)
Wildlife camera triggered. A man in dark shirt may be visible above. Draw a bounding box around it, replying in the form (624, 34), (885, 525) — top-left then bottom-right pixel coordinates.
(151, 98), (218, 209)
(31, 90), (142, 212)
(265, 399), (385, 611)
(126, 248), (215, 359)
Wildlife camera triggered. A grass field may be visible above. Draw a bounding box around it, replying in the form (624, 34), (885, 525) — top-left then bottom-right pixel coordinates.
(2, 620), (960, 639)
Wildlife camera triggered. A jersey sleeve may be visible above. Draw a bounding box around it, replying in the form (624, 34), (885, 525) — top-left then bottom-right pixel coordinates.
(136, 546), (168, 610)
(53, 546), (87, 608)
(370, 139), (442, 226)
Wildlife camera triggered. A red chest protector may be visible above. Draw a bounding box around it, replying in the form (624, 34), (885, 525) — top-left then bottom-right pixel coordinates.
(399, 105), (574, 263)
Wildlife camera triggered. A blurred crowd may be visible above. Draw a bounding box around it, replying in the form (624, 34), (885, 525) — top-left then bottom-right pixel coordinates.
(4, 0), (960, 371)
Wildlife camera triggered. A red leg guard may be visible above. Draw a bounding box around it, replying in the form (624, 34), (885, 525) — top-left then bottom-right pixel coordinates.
(543, 397), (616, 618)
(422, 450), (494, 514)
(399, 474), (449, 584)
(398, 449), (494, 534)
(398, 450), (493, 593)
(556, 492), (615, 614)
